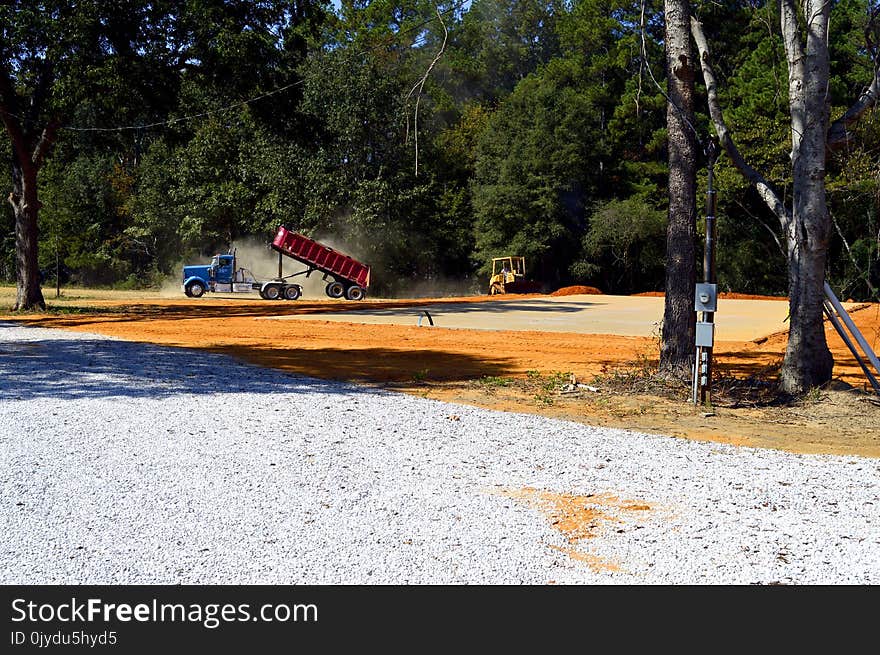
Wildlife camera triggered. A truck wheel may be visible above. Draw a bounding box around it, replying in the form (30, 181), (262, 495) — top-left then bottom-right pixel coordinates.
(187, 281), (206, 298)
(489, 283), (503, 296)
(325, 281), (345, 298)
(263, 283), (282, 300)
(345, 285), (365, 301)
(283, 285), (301, 301)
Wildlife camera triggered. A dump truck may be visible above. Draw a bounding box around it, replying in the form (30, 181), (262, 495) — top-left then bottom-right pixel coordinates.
(182, 226), (371, 301)
(488, 256), (542, 295)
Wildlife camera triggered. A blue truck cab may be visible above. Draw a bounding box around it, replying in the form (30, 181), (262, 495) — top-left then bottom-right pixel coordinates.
(182, 253), (248, 297)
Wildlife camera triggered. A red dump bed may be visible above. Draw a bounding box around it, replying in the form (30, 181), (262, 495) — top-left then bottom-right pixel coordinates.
(271, 226), (371, 288)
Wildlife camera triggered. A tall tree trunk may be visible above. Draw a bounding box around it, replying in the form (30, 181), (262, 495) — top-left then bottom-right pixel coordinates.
(778, 0), (833, 392)
(10, 155), (45, 311)
(659, 0), (697, 379)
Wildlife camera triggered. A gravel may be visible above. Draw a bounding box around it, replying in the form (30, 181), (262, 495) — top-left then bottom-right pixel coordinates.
(1, 322), (878, 584)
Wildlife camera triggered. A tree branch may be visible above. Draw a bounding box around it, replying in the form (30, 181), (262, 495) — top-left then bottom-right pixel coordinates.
(830, 208), (879, 299)
(736, 200), (786, 256)
(32, 117), (60, 169)
(780, 0), (806, 164)
(404, 6), (448, 177)
(690, 15), (791, 230)
(827, 6), (880, 151)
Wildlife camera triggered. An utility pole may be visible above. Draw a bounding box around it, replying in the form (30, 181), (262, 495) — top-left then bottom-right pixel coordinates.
(692, 139), (720, 405)
(54, 232), (60, 299)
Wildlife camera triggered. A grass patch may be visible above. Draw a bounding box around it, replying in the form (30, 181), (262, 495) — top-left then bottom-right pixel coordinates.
(0, 304), (128, 317)
(410, 368), (430, 383)
(478, 375), (514, 388)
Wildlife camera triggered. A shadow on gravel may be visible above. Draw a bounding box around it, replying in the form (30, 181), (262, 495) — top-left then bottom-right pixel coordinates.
(0, 334), (372, 401)
(0, 329), (518, 399)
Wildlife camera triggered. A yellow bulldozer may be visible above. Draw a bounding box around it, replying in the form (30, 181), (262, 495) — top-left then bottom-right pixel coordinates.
(488, 256), (543, 295)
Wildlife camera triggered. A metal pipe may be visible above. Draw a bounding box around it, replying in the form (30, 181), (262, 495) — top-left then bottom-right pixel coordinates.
(699, 139), (720, 404)
(824, 281), (880, 378)
(823, 302), (880, 393)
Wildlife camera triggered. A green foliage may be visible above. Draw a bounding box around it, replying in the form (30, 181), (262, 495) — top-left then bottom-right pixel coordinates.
(575, 196), (667, 294)
(1, 0), (877, 300)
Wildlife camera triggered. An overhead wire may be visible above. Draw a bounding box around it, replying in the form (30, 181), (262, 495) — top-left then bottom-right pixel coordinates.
(0, 0), (471, 133)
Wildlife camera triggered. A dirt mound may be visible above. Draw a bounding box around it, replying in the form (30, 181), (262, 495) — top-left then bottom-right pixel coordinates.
(633, 291), (788, 301)
(551, 285), (603, 297)
(720, 292), (788, 301)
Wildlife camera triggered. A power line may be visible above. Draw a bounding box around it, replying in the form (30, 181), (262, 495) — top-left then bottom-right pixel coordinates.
(2, 0), (471, 134)
(60, 81), (305, 132)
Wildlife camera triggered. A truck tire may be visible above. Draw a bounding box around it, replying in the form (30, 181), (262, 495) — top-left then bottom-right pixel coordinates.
(325, 281), (345, 298)
(489, 283), (503, 296)
(345, 285), (365, 301)
(283, 285), (301, 301)
(187, 281), (206, 298)
(262, 283), (282, 300)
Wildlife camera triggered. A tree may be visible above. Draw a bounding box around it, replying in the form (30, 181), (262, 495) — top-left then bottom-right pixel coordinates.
(659, 0), (698, 379)
(471, 57), (608, 284)
(1, 1), (329, 307)
(691, 1), (880, 393)
(0, 1), (163, 309)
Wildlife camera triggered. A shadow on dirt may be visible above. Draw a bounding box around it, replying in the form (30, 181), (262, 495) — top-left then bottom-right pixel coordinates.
(0, 327), (518, 400)
(205, 343), (518, 383)
(22, 296), (601, 328)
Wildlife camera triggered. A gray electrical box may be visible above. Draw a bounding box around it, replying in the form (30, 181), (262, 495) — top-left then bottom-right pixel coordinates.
(695, 321), (715, 347)
(694, 283), (718, 312)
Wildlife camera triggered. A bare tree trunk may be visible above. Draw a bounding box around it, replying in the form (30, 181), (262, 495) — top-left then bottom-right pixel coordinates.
(778, 0), (833, 392)
(659, 0), (697, 379)
(10, 156), (45, 311)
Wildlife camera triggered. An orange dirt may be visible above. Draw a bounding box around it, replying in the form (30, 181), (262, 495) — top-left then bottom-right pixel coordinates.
(492, 487), (654, 572)
(550, 286), (604, 296)
(4, 293), (879, 457)
(634, 291), (788, 301)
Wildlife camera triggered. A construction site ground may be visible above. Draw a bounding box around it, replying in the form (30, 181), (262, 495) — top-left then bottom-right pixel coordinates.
(3, 286), (879, 458)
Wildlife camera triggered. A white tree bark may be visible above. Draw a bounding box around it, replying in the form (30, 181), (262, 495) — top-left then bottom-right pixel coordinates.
(777, 0), (834, 392)
(691, 2), (837, 393)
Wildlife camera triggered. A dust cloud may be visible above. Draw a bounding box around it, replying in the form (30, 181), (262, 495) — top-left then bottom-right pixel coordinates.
(163, 226), (481, 301)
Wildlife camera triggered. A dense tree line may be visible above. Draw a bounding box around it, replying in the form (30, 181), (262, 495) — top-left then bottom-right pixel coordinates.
(1, 0), (878, 306)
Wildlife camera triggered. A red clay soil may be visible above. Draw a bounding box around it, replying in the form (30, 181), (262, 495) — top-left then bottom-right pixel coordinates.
(551, 286), (604, 296)
(633, 291), (788, 301)
(6, 294), (879, 387)
(5, 293), (879, 457)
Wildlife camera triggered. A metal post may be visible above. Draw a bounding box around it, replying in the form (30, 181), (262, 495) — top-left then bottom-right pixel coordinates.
(55, 234), (60, 299)
(700, 140), (718, 404)
(692, 139), (720, 405)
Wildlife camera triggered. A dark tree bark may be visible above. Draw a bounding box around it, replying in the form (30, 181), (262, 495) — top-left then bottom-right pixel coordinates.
(659, 0), (697, 379)
(10, 155), (46, 311)
(1, 68), (58, 311)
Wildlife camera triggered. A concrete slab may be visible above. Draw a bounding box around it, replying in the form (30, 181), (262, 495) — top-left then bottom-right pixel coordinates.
(265, 294), (802, 341)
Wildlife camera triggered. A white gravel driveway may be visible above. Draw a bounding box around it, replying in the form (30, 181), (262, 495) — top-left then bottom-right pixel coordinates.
(1, 323), (878, 584)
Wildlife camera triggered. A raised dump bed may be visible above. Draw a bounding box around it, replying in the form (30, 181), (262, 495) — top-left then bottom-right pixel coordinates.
(270, 226), (371, 301)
